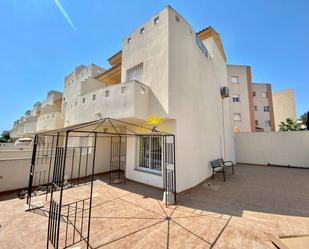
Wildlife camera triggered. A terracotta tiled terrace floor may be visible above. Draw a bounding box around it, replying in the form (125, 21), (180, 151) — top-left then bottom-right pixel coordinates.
(1, 164), (309, 249)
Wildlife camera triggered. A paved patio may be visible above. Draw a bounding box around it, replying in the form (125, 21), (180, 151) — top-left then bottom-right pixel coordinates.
(1, 164), (309, 248)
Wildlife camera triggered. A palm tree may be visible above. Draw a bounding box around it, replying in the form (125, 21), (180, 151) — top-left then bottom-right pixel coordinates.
(279, 118), (300, 131)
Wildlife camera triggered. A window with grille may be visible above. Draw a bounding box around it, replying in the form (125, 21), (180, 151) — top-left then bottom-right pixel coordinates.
(231, 76), (239, 84)
(232, 95), (240, 102)
(233, 113), (241, 121)
(127, 63), (143, 82)
(264, 120), (271, 127)
(138, 136), (162, 173)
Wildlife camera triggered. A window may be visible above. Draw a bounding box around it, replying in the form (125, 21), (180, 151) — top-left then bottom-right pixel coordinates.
(264, 120), (271, 127)
(121, 86), (126, 94)
(232, 95), (240, 102)
(140, 27), (145, 34)
(175, 15), (180, 23)
(196, 35), (208, 57)
(253, 91), (256, 97)
(231, 76), (239, 84)
(233, 113), (241, 121)
(82, 98), (85, 103)
(254, 105), (258, 111)
(75, 101), (78, 107)
(105, 90), (110, 97)
(154, 16), (160, 25)
(127, 37), (131, 44)
(255, 120), (259, 126)
(261, 91), (267, 98)
(138, 136), (162, 173)
(264, 106), (270, 112)
(127, 63), (143, 81)
(92, 94), (96, 101)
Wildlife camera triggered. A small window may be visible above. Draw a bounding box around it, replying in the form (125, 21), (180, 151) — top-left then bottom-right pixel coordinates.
(127, 37), (131, 44)
(231, 76), (239, 84)
(92, 94), (96, 101)
(75, 101), (78, 107)
(255, 120), (259, 126)
(232, 95), (240, 102)
(264, 106), (270, 112)
(253, 91), (256, 97)
(121, 86), (126, 94)
(261, 91), (267, 98)
(264, 120), (271, 127)
(82, 98), (85, 103)
(175, 15), (180, 23)
(140, 27), (145, 34)
(254, 105), (258, 111)
(154, 16), (160, 25)
(233, 113), (241, 121)
(105, 90), (110, 97)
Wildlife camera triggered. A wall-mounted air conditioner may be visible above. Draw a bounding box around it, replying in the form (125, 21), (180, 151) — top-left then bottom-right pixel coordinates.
(221, 86), (230, 98)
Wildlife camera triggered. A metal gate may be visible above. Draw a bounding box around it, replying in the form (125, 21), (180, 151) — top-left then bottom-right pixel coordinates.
(109, 136), (126, 184)
(163, 135), (176, 205)
(46, 132), (97, 249)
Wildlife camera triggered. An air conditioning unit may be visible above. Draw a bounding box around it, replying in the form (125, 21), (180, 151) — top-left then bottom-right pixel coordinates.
(221, 86), (230, 98)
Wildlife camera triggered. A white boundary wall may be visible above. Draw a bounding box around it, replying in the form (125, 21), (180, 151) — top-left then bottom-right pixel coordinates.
(0, 158), (31, 192)
(235, 131), (309, 168)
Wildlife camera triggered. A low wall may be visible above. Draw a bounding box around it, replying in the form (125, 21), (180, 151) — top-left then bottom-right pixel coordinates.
(235, 131), (309, 168)
(0, 158), (31, 192)
(0, 149), (32, 159)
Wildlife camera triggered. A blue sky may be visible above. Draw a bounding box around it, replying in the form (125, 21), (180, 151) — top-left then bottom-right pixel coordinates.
(0, 0), (308, 133)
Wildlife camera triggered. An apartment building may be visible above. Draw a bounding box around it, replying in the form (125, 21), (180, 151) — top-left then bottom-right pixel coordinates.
(273, 89), (297, 130)
(227, 65), (275, 132)
(10, 102), (41, 139)
(252, 83), (275, 131)
(36, 90), (64, 132)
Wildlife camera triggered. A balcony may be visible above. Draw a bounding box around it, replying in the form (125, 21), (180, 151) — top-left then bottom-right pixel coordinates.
(36, 112), (64, 132)
(65, 80), (150, 126)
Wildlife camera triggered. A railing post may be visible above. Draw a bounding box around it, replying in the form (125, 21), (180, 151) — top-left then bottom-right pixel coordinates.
(27, 135), (38, 208)
(87, 132), (97, 249)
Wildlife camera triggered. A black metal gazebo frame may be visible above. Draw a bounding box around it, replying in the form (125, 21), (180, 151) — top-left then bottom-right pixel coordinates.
(26, 117), (176, 249)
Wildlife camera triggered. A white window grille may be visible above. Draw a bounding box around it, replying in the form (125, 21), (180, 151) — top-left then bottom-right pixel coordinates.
(233, 113), (241, 121)
(127, 63), (143, 82)
(138, 136), (162, 173)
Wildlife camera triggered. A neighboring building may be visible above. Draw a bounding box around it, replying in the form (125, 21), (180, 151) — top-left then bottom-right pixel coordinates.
(227, 65), (254, 132)
(10, 102), (41, 139)
(252, 83), (275, 132)
(273, 89), (297, 130)
(36, 90), (64, 132)
(227, 65), (275, 132)
(62, 64), (105, 127)
(62, 64), (106, 127)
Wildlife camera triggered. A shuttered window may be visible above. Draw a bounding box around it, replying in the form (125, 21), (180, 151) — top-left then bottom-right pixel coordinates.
(127, 63), (143, 82)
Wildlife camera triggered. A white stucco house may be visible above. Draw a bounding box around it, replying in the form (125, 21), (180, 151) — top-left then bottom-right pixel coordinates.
(12, 6), (236, 196)
(40, 6), (234, 193)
